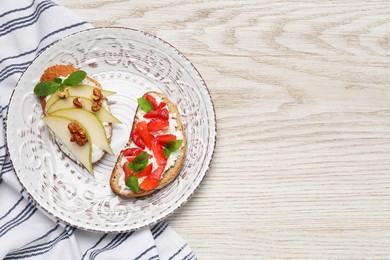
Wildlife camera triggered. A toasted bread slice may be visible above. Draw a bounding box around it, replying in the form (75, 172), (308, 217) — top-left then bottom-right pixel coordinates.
(110, 91), (186, 197)
(39, 64), (113, 165)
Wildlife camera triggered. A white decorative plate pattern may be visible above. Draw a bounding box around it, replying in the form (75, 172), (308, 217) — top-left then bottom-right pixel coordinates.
(6, 27), (216, 233)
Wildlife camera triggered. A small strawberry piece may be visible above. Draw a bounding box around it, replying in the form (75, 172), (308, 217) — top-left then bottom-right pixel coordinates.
(123, 147), (143, 156)
(147, 119), (169, 132)
(151, 138), (167, 166)
(158, 102), (166, 109)
(131, 131), (145, 149)
(150, 163), (166, 180)
(145, 93), (158, 110)
(122, 162), (132, 180)
(126, 157), (135, 162)
(143, 108), (169, 121)
(139, 177), (159, 191)
(159, 108), (169, 120)
(156, 134), (177, 146)
(135, 121), (152, 149)
(143, 110), (158, 119)
(135, 163), (152, 178)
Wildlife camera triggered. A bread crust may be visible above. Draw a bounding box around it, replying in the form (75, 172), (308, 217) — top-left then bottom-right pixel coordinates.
(110, 92), (186, 197)
(39, 64), (112, 165)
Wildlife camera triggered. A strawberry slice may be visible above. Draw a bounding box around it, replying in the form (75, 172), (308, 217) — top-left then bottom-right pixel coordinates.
(126, 157), (135, 162)
(150, 163), (166, 180)
(135, 163), (152, 178)
(159, 108), (168, 120)
(123, 147), (143, 156)
(145, 93), (158, 110)
(135, 121), (152, 149)
(156, 134), (177, 146)
(139, 177), (159, 191)
(147, 119), (169, 132)
(122, 162), (132, 180)
(131, 131), (145, 149)
(158, 102), (166, 109)
(151, 138), (167, 166)
(143, 108), (169, 121)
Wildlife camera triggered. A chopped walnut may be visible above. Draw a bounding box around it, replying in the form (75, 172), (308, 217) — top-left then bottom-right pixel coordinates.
(91, 102), (101, 112)
(73, 97), (84, 108)
(91, 87), (103, 112)
(68, 122), (88, 146)
(57, 88), (69, 99)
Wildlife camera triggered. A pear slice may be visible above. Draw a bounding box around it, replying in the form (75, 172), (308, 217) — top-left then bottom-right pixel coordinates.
(47, 96), (121, 124)
(50, 108), (114, 154)
(43, 115), (93, 175)
(45, 85), (116, 111)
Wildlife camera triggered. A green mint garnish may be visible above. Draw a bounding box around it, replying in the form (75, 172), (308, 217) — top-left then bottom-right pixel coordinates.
(137, 97), (154, 113)
(128, 152), (148, 172)
(163, 148), (171, 158)
(163, 140), (183, 158)
(33, 70), (87, 96)
(165, 140), (183, 152)
(33, 81), (62, 96)
(125, 176), (140, 193)
(53, 77), (62, 84)
(63, 70), (87, 86)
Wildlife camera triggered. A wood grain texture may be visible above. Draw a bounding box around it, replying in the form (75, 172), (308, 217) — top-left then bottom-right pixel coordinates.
(54, 0), (390, 258)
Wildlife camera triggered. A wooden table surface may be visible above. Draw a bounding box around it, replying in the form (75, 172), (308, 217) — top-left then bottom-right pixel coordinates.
(55, 0), (390, 258)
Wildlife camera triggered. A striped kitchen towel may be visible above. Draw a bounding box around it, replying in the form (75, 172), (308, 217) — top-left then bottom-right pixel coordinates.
(0, 1), (196, 259)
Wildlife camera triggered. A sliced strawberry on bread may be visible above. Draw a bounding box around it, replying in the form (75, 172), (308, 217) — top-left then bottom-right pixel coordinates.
(110, 91), (186, 197)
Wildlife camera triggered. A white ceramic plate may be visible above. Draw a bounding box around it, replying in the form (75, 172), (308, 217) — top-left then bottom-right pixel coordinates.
(6, 27), (216, 233)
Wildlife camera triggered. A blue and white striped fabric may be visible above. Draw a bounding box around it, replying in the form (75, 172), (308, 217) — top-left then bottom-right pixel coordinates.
(0, 1), (196, 259)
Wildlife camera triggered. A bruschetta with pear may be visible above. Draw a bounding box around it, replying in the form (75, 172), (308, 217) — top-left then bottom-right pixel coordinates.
(34, 64), (121, 175)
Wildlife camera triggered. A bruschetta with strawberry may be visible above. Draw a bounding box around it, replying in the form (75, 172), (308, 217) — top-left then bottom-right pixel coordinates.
(110, 91), (186, 197)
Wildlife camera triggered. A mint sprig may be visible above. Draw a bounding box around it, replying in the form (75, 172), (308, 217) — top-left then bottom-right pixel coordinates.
(166, 140), (183, 152)
(125, 176), (140, 193)
(164, 140), (183, 158)
(137, 98), (154, 113)
(163, 148), (171, 158)
(53, 77), (62, 84)
(128, 152), (148, 172)
(33, 70), (87, 96)
(33, 81), (62, 96)
(63, 70), (87, 86)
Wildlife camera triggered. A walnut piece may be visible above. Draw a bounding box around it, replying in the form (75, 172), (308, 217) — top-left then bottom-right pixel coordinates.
(91, 102), (101, 112)
(73, 97), (84, 108)
(57, 88), (69, 99)
(68, 122), (88, 146)
(91, 87), (103, 112)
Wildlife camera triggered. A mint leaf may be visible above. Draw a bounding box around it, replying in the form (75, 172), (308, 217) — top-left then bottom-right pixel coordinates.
(137, 98), (154, 112)
(33, 81), (61, 96)
(33, 70), (87, 97)
(165, 140), (183, 152)
(63, 70), (87, 86)
(53, 78), (62, 84)
(125, 176), (140, 193)
(163, 148), (171, 158)
(128, 152), (148, 172)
